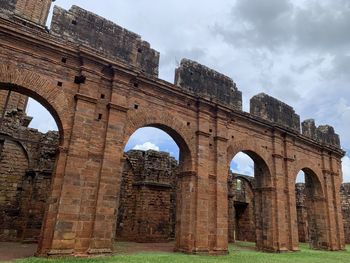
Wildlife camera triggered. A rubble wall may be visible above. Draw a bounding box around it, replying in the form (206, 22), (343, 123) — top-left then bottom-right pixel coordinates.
(0, 109), (58, 242)
(116, 150), (178, 242)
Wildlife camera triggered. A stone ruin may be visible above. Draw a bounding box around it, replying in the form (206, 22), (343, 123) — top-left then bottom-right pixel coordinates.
(0, 97), (59, 242)
(0, 96), (348, 246)
(0, 0), (347, 256)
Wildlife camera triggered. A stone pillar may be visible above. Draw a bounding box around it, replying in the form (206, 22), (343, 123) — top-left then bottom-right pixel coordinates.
(41, 91), (98, 256)
(322, 153), (345, 250)
(175, 171), (197, 252)
(268, 131), (287, 252)
(283, 136), (299, 251)
(330, 156), (345, 249)
(192, 130), (210, 253)
(37, 145), (69, 255)
(212, 114), (229, 254)
(88, 81), (129, 254)
(320, 152), (334, 250)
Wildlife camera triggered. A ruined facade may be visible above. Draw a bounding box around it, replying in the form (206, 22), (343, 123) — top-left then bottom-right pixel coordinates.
(296, 182), (350, 244)
(116, 150), (178, 242)
(116, 151), (256, 244)
(341, 184), (350, 244)
(0, 92), (59, 242)
(0, 0), (346, 257)
(228, 173), (255, 243)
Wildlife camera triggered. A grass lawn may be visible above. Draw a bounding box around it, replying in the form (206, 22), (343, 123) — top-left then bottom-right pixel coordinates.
(13, 242), (350, 263)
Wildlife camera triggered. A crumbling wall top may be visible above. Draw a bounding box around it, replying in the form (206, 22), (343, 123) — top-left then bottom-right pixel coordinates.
(175, 59), (242, 110)
(50, 5), (160, 76)
(250, 93), (301, 132)
(301, 119), (340, 147)
(125, 150), (178, 185)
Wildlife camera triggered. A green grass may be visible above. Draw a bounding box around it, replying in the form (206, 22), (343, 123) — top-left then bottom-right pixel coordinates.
(12, 243), (350, 263)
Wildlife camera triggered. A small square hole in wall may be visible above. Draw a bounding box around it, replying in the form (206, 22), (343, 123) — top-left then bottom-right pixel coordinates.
(72, 20), (77, 25)
(187, 122), (190, 126)
(134, 104), (139, 109)
(74, 75), (86, 84)
(133, 82), (139, 88)
(57, 81), (63, 87)
(100, 94), (105, 99)
(61, 57), (67, 63)
(209, 129), (213, 133)
(98, 114), (102, 120)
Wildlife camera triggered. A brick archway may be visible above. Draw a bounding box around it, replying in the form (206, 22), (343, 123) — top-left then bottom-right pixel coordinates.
(0, 5), (345, 255)
(123, 109), (195, 171)
(227, 139), (276, 251)
(227, 139), (273, 172)
(293, 159), (325, 192)
(0, 64), (71, 144)
(292, 160), (329, 249)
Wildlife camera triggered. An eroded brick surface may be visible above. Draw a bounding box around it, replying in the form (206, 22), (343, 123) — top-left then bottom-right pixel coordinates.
(0, 108), (58, 242)
(116, 150), (178, 242)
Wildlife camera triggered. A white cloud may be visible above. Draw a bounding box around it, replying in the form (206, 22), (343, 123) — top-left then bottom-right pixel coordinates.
(342, 155), (350, 183)
(230, 152), (254, 176)
(133, 142), (159, 151)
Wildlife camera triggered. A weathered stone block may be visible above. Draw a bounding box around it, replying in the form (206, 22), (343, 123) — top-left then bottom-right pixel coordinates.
(175, 59), (242, 110)
(302, 119), (340, 147)
(250, 93), (300, 132)
(50, 5), (160, 76)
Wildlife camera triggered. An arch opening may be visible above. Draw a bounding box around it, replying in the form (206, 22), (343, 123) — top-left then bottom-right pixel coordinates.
(0, 89), (60, 251)
(228, 150), (272, 250)
(294, 168), (327, 249)
(0, 83), (65, 143)
(115, 125), (192, 252)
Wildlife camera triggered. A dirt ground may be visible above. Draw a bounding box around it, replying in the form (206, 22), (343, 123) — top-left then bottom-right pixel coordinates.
(0, 242), (38, 262)
(0, 242), (175, 261)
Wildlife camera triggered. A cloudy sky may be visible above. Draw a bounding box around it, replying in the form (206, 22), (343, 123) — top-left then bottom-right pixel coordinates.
(27, 0), (349, 182)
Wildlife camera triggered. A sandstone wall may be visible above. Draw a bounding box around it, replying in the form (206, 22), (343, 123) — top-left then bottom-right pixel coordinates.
(296, 182), (350, 244)
(0, 108), (59, 242)
(341, 183), (350, 244)
(175, 59), (242, 110)
(116, 150), (178, 242)
(50, 6), (159, 77)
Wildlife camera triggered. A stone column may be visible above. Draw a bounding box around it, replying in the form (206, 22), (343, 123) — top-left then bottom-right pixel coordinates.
(268, 130), (286, 252)
(320, 151), (334, 250)
(175, 171), (197, 252)
(45, 92), (98, 256)
(88, 83), (129, 254)
(332, 157), (346, 249)
(37, 145), (69, 255)
(213, 114), (229, 254)
(192, 129), (210, 253)
(283, 136), (299, 251)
